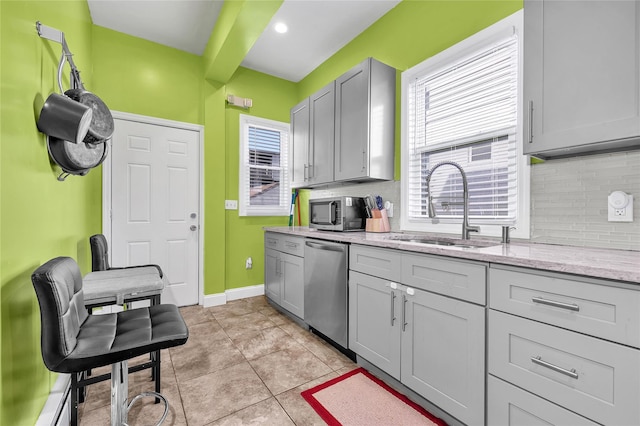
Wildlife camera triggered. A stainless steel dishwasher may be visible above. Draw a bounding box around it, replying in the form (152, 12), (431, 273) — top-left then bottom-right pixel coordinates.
(304, 239), (348, 349)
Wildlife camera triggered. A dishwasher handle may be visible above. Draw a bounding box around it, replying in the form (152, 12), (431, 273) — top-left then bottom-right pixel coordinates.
(305, 240), (346, 252)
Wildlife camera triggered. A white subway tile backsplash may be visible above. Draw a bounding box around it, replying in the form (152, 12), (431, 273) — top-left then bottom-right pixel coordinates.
(530, 150), (640, 251)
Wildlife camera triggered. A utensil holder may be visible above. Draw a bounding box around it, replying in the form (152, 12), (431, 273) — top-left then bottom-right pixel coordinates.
(366, 208), (391, 233)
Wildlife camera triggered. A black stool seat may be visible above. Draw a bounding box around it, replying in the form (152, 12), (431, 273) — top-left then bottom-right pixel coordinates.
(51, 304), (187, 373)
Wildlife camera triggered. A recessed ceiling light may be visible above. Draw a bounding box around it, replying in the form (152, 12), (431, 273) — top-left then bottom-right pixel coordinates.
(274, 22), (288, 34)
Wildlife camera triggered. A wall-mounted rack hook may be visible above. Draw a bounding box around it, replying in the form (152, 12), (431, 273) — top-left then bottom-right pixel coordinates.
(36, 21), (64, 44)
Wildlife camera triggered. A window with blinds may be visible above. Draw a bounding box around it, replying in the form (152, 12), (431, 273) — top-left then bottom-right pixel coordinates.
(239, 115), (290, 216)
(403, 15), (524, 232)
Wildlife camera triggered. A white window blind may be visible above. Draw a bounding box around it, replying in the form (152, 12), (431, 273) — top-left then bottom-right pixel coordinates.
(239, 115), (290, 216)
(406, 33), (519, 224)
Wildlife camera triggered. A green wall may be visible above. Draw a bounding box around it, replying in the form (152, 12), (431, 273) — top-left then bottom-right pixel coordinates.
(0, 1), (98, 424)
(91, 26), (204, 125)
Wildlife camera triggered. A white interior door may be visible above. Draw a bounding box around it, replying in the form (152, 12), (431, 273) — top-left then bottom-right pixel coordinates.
(110, 118), (200, 306)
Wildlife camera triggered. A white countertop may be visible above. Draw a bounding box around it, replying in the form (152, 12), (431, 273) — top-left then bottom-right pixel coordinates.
(265, 227), (640, 284)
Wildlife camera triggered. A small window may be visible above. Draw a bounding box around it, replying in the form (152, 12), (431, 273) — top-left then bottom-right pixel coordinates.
(239, 115), (290, 216)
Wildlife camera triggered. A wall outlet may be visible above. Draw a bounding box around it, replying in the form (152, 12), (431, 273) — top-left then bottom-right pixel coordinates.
(245, 257), (252, 269)
(225, 200), (238, 210)
(608, 191), (633, 222)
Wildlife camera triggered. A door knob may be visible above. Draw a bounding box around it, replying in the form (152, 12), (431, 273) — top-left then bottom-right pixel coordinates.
(190, 225), (197, 231)
(190, 213), (197, 219)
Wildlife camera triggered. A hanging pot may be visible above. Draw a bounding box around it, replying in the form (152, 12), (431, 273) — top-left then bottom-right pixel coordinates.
(57, 42), (114, 144)
(47, 135), (107, 178)
(37, 92), (93, 144)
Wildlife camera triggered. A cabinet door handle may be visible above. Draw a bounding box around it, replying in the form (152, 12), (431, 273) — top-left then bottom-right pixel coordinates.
(402, 294), (408, 332)
(284, 242), (298, 249)
(531, 356), (579, 379)
(361, 150), (366, 172)
(532, 296), (580, 312)
(304, 164), (308, 181)
(528, 100), (534, 144)
(390, 290), (396, 326)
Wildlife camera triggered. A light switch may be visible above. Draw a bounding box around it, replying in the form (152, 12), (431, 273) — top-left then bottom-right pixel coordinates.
(225, 200), (238, 210)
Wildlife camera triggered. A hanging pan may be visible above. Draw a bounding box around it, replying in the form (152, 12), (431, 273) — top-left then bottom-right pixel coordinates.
(57, 40), (114, 144)
(47, 135), (108, 180)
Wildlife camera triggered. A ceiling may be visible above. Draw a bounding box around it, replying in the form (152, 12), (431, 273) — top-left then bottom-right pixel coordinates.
(87, 0), (402, 82)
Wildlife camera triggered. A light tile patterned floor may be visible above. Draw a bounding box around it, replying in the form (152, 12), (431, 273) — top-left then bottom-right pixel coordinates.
(78, 296), (357, 425)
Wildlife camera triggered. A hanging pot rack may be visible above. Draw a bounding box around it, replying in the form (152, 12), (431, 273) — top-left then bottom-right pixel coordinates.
(36, 21), (113, 181)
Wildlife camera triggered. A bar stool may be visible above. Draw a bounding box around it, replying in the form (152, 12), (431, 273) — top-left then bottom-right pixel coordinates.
(31, 257), (188, 426)
(82, 234), (167, 402)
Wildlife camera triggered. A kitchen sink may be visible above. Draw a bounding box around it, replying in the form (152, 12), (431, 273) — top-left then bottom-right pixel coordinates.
(387, 235), (499, 249)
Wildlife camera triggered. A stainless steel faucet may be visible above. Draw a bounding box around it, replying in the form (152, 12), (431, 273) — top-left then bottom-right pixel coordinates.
(425, 161), (480, 240)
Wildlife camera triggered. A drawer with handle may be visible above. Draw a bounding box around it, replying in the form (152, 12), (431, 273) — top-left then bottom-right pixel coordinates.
(490, 266), (640, 348)
(488, 375), (599, 426)
(279, 235), (305, 257)
(489, 310), (640, 426)
(350, 244), (402, 282)
(265, 232), (305, 257)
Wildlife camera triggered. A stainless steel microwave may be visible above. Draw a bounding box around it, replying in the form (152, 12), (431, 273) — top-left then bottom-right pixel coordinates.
(309, 196), (366, 231)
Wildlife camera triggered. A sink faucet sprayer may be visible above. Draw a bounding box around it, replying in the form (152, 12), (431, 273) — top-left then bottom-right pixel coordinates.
(425, 161), (480, 240)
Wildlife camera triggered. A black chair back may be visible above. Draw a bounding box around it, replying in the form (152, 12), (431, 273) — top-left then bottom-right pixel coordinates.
(89, 234), (110, 271)
(31, 257), (88, 372)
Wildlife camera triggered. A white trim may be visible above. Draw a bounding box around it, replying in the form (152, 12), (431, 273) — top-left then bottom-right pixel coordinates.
(36, 373), (70, 426)
(202, 284), (265, 307)
(203, 293), (228, 308)
(400, 10), (530, 240)
(102, 111), (205, 306)
(226, 284), (265, 301)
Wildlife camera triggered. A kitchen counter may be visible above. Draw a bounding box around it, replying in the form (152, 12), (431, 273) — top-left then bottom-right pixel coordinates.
(264, 227), (640, 283)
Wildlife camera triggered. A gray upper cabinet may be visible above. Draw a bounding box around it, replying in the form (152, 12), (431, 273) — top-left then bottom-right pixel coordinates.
(290, 83), (334, 188)
(290, 58), (396, 188)
(290, 99), (309, 188)
(334, 58), (395, 182)
(524, 0), (640, 159)
(308, 82), (335, 186)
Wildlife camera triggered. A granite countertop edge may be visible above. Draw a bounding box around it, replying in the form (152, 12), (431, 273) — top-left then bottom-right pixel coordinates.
(264, 226), (640, 284)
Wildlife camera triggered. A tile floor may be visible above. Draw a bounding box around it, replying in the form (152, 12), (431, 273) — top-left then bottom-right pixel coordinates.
(77, 296), (358, 425)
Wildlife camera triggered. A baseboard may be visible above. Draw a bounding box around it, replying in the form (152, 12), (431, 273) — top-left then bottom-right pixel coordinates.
(226, 284), (264, 301)
(202, 284), (264, 308)
(36, 373), (70, 426)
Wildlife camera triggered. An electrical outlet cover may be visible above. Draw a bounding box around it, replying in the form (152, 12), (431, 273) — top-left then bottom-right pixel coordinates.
(608, 191), (633, 222)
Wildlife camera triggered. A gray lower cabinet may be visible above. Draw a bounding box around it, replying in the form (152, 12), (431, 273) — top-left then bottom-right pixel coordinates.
(264, 247), (281, 301)
(401, 288), (485, 425)
(264, 233), (304, 319)
(348, 244), (486, 425)
(349, 271), (401, 379)
(488, 265), (640, 425)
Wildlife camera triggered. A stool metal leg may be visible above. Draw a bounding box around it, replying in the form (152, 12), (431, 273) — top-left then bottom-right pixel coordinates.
(111, 360), (128, 426)
(71, 372), (79, 426)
